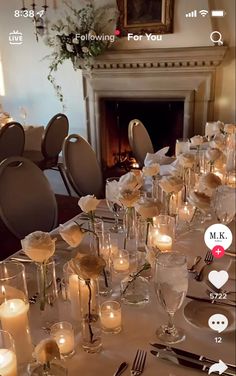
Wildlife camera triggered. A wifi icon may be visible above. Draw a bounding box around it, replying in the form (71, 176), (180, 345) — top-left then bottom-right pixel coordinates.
(199, 9), (209, 17)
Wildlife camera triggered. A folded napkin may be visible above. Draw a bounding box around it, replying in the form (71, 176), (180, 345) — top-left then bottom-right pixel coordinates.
(144, 147), (173, 166)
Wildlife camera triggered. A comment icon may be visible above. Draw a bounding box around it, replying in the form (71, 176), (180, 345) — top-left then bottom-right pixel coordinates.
(208, 314), (228, 333)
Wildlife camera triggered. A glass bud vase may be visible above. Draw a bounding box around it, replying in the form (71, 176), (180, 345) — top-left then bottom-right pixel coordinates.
(27, 362), (68, 375)
(36, 260), (59, 329)
(79, 277), (102, 353)
(121, 274), (150, 307)
(123, 207), (137, 241)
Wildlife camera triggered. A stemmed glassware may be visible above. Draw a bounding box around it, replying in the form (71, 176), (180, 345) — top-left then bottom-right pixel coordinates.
(105, 177), (123, 233)
(154, 252), (188, 344)
(212, 185), (235, 224)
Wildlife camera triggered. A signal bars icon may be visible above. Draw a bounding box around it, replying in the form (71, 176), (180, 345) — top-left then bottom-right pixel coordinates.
(185, 10), (197, 18)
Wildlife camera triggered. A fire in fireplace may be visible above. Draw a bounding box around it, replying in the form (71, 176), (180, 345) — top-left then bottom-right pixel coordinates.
(100, 98), (184, 170)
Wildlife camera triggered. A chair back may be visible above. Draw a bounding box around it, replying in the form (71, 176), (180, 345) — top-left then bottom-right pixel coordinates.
(0, 122), (25, 162)
(42, 113), (69, 159)
(63, 134), (104, 198)
(128, 119), (154, 167)
(0, 156), (58, 239)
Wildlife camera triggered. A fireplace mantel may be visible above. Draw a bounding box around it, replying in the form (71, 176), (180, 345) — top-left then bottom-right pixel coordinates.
(81, 46), (227, 161)
(83, 46), (227, 72)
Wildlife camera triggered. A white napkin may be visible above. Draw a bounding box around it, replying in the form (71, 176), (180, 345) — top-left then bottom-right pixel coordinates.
(144, 146), (173, 166)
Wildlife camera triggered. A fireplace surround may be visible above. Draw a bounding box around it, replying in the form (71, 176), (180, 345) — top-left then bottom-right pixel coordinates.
(81, 46), (227, 163)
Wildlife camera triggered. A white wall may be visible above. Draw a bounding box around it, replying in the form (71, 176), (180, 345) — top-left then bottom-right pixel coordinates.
(0, 0), (235, 134)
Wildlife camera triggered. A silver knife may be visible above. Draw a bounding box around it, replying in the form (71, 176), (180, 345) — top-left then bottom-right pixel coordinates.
(113, 362), (128, 376)
(151, 343), (236, 369)
(150, 350), (236, 376)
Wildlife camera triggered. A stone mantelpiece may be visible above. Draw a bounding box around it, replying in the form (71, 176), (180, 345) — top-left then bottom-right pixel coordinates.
(82, 46), (227, 162)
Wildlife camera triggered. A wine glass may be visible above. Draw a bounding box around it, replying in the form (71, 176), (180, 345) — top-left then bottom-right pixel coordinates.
(19, 106), (28, 125)
(212, 185), (235, 224)
(154, 252), (188, 344)
(105, 177), (123, 233)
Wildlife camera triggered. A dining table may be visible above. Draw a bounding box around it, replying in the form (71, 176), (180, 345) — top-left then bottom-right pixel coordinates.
(7, 201), (236, 376)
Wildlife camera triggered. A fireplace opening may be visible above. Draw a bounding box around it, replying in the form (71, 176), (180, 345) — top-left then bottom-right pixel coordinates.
(100, 99), (184, 171)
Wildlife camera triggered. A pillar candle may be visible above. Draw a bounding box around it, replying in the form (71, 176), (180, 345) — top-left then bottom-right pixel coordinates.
(0, 349), (17, 376)
(0, 299), (32, 363)
(68, 274), (80, 321)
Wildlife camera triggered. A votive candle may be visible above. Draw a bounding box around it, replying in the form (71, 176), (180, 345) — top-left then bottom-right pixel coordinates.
(50, 322), (75, 357)
(113, 251), (129, 273)
(0, 349), (17, 376)
(100, 301), (122, 334)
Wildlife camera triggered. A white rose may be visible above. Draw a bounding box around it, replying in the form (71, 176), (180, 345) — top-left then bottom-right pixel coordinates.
(72, 37), (79, 44)
(82, 46), (89, 53)
(142, 163), (160, 177)
(21, 231), (55, 263)
(190, 135), (204, 147)
(205, 148), (222, 163)
(59, 222), (86, 247)
(178, 153), (195, 168)
(135, 199), (160, 219)
(199, 173), (222, 197)
(78, 195), (100, 213)
(188, 190), (211, 211)
(159, 176), (183, 194)
(66, 43), (74, 52)
(33, 339), (60, 365)
(210, 134), (225, 151)
(224, 124), (235, 134)
(118, 171), (142, 191)
(119, 189), (140, 208)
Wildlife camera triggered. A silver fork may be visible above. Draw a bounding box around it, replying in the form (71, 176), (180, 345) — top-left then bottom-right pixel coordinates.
(195, 250), (213, 281)
(131, 349), (147, 376)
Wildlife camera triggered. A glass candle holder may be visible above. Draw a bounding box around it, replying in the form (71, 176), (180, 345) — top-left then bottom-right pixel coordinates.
(50, 322), (75, 358)
(63, 262), (80, 322)
(178, 202), (195, 223)
(79, 277), (102, 353)
(89, 218), (104, 255)
(151, 215), (175, 252)
(175, 138), (190, 157)
(100, 301), (122, 334)
(98, 233), (112, 296)
(0, 261), (33, 364)
(0, 330), (17, 376)
(112, 250), (130, 274)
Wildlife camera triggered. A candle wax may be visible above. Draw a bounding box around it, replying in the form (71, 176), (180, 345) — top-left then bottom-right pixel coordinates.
(0, 349), (17, 376)
(53, 329), (75, 355)
(100, 310), (121, 330)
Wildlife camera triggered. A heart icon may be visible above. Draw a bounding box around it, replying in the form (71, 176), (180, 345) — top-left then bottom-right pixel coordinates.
(208, 270), (229, 289)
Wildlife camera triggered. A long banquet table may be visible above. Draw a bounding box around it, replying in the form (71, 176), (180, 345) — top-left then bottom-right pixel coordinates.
(9, 201), (236, 375)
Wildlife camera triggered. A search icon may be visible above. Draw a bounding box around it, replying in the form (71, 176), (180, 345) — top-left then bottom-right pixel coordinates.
(210, 31), (223, 45)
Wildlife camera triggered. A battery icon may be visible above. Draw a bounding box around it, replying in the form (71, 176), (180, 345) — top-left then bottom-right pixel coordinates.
(211, 10), (226, 17)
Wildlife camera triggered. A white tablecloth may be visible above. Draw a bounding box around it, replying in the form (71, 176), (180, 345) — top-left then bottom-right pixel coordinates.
(10, 202), (236, 375)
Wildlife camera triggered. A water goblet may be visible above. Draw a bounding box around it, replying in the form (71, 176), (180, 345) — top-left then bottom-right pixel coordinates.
(154, 252), (188, 344)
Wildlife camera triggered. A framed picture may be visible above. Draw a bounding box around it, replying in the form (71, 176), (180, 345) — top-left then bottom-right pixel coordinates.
(117, 0), (174, 35)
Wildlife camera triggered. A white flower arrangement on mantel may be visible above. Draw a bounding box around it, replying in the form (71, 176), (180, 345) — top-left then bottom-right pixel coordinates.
(43, 1), (118, 103)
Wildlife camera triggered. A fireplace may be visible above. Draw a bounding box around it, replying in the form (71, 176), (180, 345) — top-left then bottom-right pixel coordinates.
(81, 47), (227, 166)
(100, 98), (184, 169)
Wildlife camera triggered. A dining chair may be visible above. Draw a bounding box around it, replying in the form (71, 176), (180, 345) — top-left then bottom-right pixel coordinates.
(0, 122), (25, 162)
(0, 156), (58, 239)
(128, 119), (154, 167)
(23, 113), (71, 195)
(62, 134), (104, 198)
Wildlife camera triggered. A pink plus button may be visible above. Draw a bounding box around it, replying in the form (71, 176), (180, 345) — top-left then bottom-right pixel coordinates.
(212, 245), (225, 259)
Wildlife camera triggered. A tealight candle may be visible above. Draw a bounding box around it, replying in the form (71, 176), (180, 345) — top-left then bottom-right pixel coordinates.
(100, 301), (122, 334)
(0, 299), (32, 363)
(178, 202), (195, 222)
(50, 322), (75, 357)
(113, 251), (129, 273)
(153, 233), (173, 252)
(0, 349), (17, 376)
